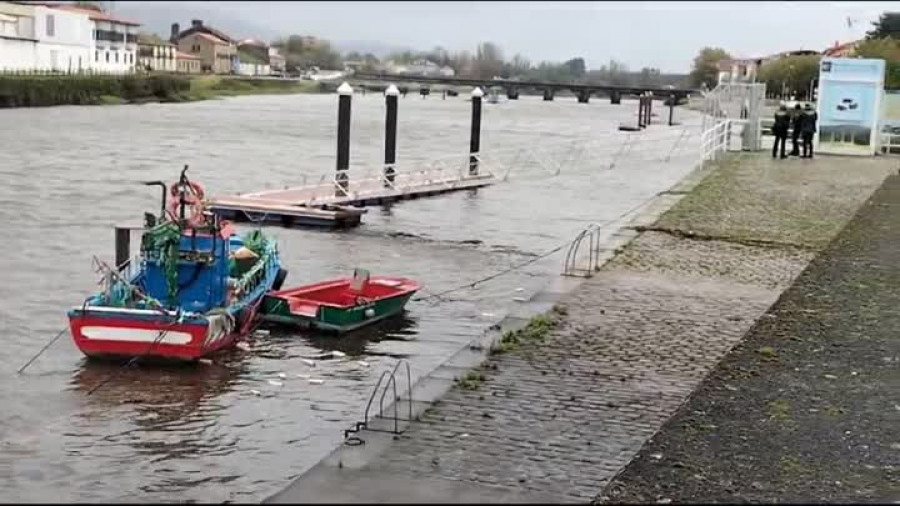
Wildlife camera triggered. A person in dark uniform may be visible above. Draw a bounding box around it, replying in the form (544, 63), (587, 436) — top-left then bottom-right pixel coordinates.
(801, 103), (818, 158)
(790, 103), (804, 156)
(772, 103), (790, 159)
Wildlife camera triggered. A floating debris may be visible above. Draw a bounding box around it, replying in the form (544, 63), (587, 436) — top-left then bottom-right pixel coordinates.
(267, 380), (283, 387)
(515, 288), (525, 292)
(277, 373), (287, 379)
(651, 453), (663, 460)
(308, 379), (324, 385)
(253, 329), (271, 337)
(481, 312), (496, 318)
(250, 389), (262, 396)
(300, 359), (316, 367)
(824, 374), (838, 380)
(295, 373), (311, 380)
(513, 297), (528, 302)
(236, 342), (252, 352)
(330, 350), (347, 359)
(198, 358), (213, 366)
(357, 360), (370, 368)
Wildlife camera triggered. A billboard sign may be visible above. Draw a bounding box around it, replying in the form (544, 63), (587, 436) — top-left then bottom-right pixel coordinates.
(816, 58), (886, 156)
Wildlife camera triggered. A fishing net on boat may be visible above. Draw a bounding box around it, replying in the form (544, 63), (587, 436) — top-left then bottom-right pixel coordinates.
(242, 229), (269, 256)
(141, 220), (182, 305)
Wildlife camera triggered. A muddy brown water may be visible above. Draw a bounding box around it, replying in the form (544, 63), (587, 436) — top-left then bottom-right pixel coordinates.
(0, 93), (701, 502)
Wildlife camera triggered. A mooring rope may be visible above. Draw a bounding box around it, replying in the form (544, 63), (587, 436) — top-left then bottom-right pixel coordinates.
(413, 194), (659, 304)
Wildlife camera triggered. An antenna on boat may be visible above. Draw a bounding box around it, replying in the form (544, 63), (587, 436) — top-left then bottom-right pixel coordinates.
(142, 180), (167, 223)
(178, 164), (190, 222)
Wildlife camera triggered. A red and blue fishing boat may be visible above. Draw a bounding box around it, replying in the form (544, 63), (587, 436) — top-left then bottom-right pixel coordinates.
(67, 167), (286, 362)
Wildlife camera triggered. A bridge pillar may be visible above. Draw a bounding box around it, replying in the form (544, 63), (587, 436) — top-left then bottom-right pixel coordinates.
(610, 91), (621, 105)
(577, 90), (591, 104)
(420, 87), (430, 98)
(507, 87), (519, 100)
(384, 85), (399, 188)
(469, 87), (483, 176)
(542, 89), (554, 101)
(335, 82), (353, 196)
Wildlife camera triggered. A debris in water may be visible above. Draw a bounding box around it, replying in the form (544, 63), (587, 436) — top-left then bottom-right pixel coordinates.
(308, 379), (324, 385)
(236, 342), (251, 352)
(330, 350), (347, 359)
(267, 380), (283, 387)
(250, 389), (261, 396)
(198, 358), (213, 366)
(824, 374), (838, 380)
(295, 373), (311, 380)
(513, 297), (528, 302)
(651, 453), (663, 460)
(277, 373), (287, 379)
(300, 359), (316, 367)
(253, 329), (270, 337)
(357, 361), (370, 368)
(481, 312), (496, 318)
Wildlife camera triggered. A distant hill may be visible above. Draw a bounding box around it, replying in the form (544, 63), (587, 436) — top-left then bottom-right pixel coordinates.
(111, 1), (410, 58)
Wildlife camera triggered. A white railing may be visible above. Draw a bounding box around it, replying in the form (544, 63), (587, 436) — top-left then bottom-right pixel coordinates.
(700, 118), (731, 161)
(881, 131), (900, 155)
(235, 125), (704, 205)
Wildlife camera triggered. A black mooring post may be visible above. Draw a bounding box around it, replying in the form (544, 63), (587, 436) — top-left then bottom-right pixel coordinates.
(114, 226), (130, 271)
(669, 94), (675, 126)
(610, 91), (621, 105)
(646, 92), (653, 126)
(335, 82), (352, 196)
(469, 87), (483, 176)
(543, 88), (554, 101)
(384, 85), (399, 187)
(638, 95), (646, 129)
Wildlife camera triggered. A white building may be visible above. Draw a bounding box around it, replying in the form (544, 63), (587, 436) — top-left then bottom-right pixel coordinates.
(33, 4), (92, 73)
(54, 4), (140, 74)
(0, 2), (38, 71)
(0, 2), (139, 74)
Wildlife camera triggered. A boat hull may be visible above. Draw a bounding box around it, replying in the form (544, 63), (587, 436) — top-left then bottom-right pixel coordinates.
(259, 278), (418, 333)
(68, 306), (250, 362)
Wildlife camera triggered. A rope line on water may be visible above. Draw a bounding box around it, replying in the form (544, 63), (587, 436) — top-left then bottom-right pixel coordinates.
(413, 194), (660, 305)
(16, 327), (68, 375)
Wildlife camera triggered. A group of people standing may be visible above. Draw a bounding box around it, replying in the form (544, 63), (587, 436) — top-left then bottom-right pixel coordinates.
(772, 103), (818, 159)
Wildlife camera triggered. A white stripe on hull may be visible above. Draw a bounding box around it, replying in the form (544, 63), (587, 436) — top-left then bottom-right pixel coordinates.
(80, 326), (194, 345)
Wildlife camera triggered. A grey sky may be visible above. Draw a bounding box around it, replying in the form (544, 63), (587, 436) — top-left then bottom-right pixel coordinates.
(114, 1), (894, 73)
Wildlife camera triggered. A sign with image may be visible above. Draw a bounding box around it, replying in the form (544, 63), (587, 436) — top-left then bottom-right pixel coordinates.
(816, 58), (886, 156)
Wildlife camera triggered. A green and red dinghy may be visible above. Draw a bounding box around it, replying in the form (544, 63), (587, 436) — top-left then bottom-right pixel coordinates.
(260, 270), (419, 333)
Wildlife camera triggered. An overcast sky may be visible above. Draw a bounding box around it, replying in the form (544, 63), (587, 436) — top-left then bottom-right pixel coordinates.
(114, 1), (893, 73)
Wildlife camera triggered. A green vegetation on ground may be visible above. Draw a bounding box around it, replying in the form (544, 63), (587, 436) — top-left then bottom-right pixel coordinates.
(0, 73), (322, 108)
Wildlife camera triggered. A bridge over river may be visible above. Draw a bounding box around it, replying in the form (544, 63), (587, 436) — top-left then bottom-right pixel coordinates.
(346, 72), (699, 104)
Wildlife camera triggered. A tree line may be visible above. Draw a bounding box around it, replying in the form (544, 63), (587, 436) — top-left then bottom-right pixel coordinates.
(688, 12), (900, 96)
(269, 37), (689, 87)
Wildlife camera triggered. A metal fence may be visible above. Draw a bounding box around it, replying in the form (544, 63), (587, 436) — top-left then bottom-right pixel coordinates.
(700, 82), (766, 151)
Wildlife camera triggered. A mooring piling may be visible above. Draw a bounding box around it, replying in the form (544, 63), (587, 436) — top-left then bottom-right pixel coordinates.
(469, 87), (484, 176)
(384, 85), (399, 187)
(646, 92), (653, 126)
(638, 93), (647, 129)
(543, 89), (554, 101)
(114, 226), (130, 270)
(669, 94), (677, 126)
(335, 82), (353, 196)
(610, 91), (621, 105)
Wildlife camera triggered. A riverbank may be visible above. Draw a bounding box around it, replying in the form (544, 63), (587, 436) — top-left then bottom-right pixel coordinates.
(265, 151), (893, 503)
(601, 172), (900, 503)
(0, 73), (322, 108)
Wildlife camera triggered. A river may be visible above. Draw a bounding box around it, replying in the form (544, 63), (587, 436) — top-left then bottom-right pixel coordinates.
(0, 92), (701, 502)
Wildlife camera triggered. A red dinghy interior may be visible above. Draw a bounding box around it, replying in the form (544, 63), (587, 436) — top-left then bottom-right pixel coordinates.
(270, 276), (420, 309)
